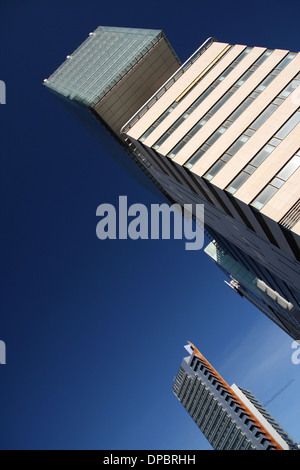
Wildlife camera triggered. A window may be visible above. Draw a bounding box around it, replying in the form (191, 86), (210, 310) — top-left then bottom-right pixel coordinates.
(152, 48), (273, 155)
(225, 112), (300, 195)
(250, 103), (278, 130)
(173, 54), (275, 160)
(138, 46), (234, 143)
(186, 53), (297, 171)
(252, 185), (278, 210)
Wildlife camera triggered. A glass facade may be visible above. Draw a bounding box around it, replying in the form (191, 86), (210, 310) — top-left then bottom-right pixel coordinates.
(44, 26), (172, 107)
(205, 224), (300, 309)
(204, 241), (300, 336)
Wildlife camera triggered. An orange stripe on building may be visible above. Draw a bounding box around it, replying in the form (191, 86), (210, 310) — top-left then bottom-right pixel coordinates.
(188, 342), (284, 450)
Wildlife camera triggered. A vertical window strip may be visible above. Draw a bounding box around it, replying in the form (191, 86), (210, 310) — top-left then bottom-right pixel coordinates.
(251, 150), (300, 210)
(138, 45), (234, 142)
(225, 110), (300, 194)
(184, 52), (296, 170)
(151, 47), (253, 150)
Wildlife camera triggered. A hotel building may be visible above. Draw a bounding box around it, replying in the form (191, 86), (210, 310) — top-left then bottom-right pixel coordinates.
(173, 343), (299, 450)
(44, 27), (300, 339)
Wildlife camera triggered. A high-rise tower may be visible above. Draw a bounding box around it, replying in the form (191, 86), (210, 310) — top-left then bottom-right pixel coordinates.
(173, 343), (299, 450)
(44, 27), (300, 338)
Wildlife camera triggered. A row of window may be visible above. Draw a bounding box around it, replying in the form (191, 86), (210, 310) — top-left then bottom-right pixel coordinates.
(168, 51), (271, 160)
(175, 44), (232, 103)
(251, 150), (300, 210)
(184, 374), (275, 450)
(204, 74), (300, 181)
(204, 406), (224, 440)
(225, 109), (300, 195)
(163, 49), (275, 158)
(139, 45), (234, 142)
(152, 47), (253, 150)
(172, 367), (185, 395)
(197, 395), (215, 429)
(177, 374), (191, 402)
(211, 416), (233, 448)
(191, 359), (278, 449)
(221, 427), (244, 450)
(191, 388), (211, 421)
(184, 52), (297, 169)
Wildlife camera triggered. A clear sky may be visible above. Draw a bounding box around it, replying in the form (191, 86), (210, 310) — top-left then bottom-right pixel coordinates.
(0, 0), (299, 450)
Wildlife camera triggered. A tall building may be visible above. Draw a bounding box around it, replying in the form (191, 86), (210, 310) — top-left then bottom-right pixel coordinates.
(44, 27), (300, 338)
(43, 26), (182, 198)
(173, 343), (299, 450)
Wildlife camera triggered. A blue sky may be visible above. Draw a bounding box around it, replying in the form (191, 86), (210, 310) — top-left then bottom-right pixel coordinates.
(0, 0), (299, 450)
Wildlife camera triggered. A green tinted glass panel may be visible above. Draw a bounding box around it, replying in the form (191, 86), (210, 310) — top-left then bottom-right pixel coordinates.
(45, 26), (166, 107)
